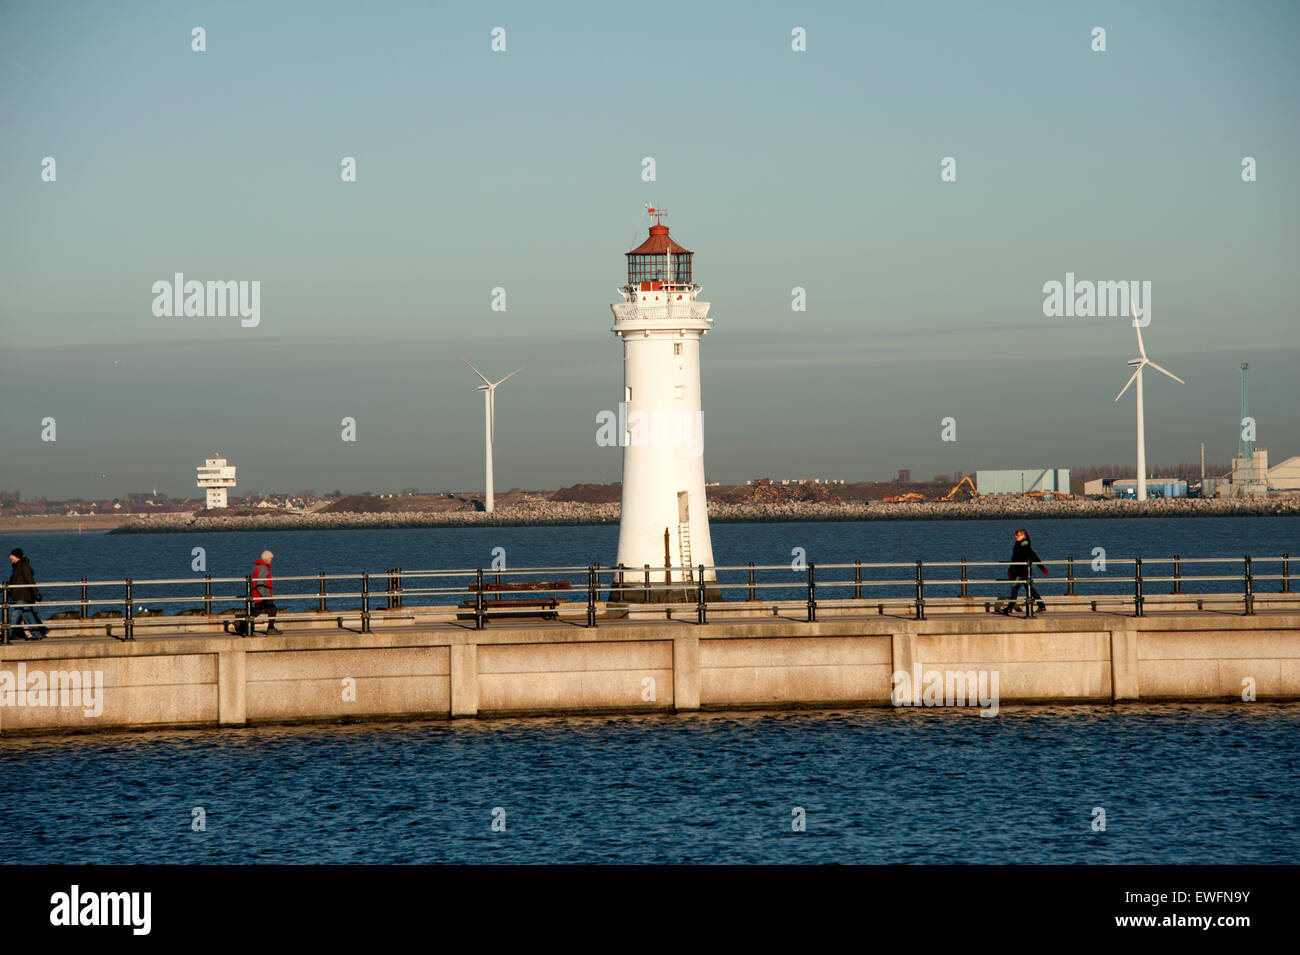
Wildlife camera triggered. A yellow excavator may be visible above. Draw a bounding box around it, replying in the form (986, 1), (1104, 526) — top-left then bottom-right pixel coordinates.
(942, 476), (980, 501)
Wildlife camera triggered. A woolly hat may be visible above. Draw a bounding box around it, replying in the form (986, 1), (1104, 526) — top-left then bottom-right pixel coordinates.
(10, 548), (23, 559)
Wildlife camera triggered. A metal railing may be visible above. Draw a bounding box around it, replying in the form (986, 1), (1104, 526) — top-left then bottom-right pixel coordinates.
(0, 553), (1293, 643)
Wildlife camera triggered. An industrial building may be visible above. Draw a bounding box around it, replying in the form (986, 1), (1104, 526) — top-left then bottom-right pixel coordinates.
(1268, 455), (1300, 490)
(1085, 477), (1187, 499)
(1202, 450), (1300, 496)
(1230, 448), (1270, 495)
(975, 468), (1069, 495)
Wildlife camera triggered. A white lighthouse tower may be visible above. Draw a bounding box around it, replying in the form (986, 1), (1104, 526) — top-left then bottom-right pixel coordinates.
(611, 209), (717, 599)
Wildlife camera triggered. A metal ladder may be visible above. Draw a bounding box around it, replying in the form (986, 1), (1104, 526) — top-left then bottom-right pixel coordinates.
(678, 523), (694, 581)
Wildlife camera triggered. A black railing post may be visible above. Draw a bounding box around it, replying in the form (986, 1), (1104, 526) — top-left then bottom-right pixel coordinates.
(385, 569), (393, 610)
(475, 569), (485, 631)
(747, 562), (756, 602)
(318, 572), (327, 612)
(1172, 555), (1182, 595)
(616, 563), (624, 602)
(643, 564), (651, 603)
(1066, 557), (1075, 597)
(124, 578), (135, 640)
(1024, 560), (1034, 619)
(1, 582), (9, 645)
(81, 577), (90, 619)
(697, 565), (706, 624)
(1284, 553), (1292, 594)
(959, 557), (968, 599)
(361, 572), (371, 633)
(915, 560), (925, 621)
(807, 562), (817, 623)
(1134, 558), (1144, 618)
(856, 559), (864, 600)
(203, 573), (212, 616)
(397, 567), (403, 609)
(587, 564), (597, 628)
(245, 575), (254, 633)
(1244, 555), (1254, 616)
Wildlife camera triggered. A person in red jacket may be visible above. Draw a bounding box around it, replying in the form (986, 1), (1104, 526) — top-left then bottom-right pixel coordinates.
(250, 550), (281, 634)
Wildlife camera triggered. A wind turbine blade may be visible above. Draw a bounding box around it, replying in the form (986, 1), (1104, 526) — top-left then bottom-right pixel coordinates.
(1146, 360), (1185, 384)
(1131, 303), (1147, 358)
(1115, 366), (1141, 401)
(488, 388), (495, 443)
(492, 367), (523, 388)
(459, 356), (492, 387)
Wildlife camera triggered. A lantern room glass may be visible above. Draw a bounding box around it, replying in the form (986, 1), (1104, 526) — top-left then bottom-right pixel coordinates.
(627, 253), (692, 285)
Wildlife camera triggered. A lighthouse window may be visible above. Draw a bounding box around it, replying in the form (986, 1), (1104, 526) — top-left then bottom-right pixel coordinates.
(673, 343), (682, 355)
(627, 252), (693, 285)
(625, 386), (632, 402)
(627, 255), (666, 285)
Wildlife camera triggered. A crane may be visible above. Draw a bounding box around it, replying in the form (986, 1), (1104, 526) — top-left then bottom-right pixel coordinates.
(941, 476), (980, 501)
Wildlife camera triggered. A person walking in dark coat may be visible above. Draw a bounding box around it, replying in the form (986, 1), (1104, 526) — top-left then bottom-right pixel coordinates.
(7, 548), (49, 640)
(997, 528), (1049, 615)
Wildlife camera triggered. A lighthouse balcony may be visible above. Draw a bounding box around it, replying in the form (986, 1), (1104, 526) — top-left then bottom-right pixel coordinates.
(611, 300), (712, 327)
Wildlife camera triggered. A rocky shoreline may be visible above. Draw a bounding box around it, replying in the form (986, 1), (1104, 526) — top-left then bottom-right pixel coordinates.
(104, 495), (1300, 534)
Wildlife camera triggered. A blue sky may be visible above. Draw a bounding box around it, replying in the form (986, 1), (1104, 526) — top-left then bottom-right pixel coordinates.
(2, 0), (1297, 498)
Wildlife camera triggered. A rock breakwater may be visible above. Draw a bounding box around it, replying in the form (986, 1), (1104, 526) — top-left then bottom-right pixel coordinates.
(107, 494), (1299, 533)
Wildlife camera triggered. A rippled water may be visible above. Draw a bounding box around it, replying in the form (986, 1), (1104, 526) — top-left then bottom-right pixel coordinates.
(3, 703), (1297, 864)
(5, 519), (1297, 864)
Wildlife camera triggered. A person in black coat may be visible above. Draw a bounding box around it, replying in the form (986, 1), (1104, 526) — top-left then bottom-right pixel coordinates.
(997, 528), (1049, 615)
(7, 548), (48, 640)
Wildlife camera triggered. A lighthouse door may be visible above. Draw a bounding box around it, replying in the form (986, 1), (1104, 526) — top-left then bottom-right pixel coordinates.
(677, 491), (689, 523)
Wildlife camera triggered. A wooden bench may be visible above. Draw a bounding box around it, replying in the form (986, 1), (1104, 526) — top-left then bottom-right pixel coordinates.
(458, 580), (573, 622)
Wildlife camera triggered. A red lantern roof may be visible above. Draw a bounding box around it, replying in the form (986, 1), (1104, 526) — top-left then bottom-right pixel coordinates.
(627, 224), (692, 256)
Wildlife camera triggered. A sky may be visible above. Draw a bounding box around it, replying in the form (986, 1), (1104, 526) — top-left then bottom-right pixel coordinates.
(2, 0), (1297, 499)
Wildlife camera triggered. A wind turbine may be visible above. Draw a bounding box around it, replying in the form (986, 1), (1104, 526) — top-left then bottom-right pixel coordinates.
(1114, 304), (1185, 501)
(460, 357), (521, 514)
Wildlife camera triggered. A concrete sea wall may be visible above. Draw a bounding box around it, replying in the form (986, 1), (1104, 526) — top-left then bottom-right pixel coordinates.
(2, 613), (1297, 736)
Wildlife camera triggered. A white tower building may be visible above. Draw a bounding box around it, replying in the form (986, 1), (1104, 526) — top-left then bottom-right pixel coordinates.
(197, 456), (237, 508)
(611, 210), (717, 599)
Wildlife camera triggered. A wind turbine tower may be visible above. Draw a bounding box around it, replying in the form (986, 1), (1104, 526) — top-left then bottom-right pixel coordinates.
(460, 358), (521, 514)
(1114, 305), (1184, 501)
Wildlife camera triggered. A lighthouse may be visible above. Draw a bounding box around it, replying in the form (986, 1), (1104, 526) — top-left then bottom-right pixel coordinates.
(610, 209), (717, 599)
